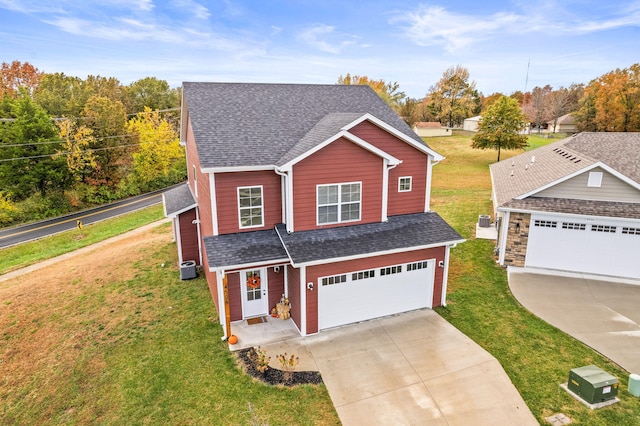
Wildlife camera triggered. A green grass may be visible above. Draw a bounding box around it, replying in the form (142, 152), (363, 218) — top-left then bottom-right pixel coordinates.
(0, 204), (165, 275)
(0, 235), (338, 425)
(428, 134), (640, 425)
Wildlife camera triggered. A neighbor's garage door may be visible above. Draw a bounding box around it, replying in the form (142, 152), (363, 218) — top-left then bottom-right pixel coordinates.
(318, 259), (435, 330)
(526, 214), (640, 279)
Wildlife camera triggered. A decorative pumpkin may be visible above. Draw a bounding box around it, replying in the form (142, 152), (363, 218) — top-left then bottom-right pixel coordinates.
(228, 335), (238, 345)
(246, 275), (261, 289)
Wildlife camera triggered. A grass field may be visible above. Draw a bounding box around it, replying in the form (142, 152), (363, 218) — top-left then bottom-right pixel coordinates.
(429, 132), (640, 425)
(1, 132), (639, 424)
(0, 204), (165, 275)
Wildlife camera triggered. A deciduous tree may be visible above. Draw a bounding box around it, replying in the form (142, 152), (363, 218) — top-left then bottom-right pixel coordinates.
(427, 65), (478, 128)
(337, 74), (406, 112)
(472, 96), (528, 162)
(524, 85), (552, 133)
(56, 119), (97, 182)
(0, 61), (42, 98)
(125, 77), (180, 114)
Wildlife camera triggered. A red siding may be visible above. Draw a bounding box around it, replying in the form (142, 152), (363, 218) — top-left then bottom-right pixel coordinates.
(178, 208), (200, 265)
(293, 137), (383, 231)
(228, 272), (242, 321)
(185, 120), (213, 238)
(350, 121), (428, 216)
(267, 266), (285, 313)
(287, 265), (302, 332)
(215, 171), (282, 234)
(305, 247), (447, 334)
(205, 268), (219, 311)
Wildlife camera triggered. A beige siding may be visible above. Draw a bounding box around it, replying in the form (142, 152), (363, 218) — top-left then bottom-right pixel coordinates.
(534, 167), (640, 202)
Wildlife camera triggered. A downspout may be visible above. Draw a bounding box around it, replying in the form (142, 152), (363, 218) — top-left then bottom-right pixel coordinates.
(441, 244), (455, 306)
(194, 208), (203, 266)
(382, 160), (399, 222)
(498, 210), (510, 265)
(300, 265), (307, 336)
(275, 167), (293, 233)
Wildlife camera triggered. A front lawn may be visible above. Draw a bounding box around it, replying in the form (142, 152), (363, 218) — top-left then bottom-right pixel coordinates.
(428, 132), (640, 425)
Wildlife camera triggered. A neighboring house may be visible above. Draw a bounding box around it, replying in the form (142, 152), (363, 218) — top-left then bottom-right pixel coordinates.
(490, 132), (640, 279)
(413, 122), (451, 137)
(547, 113), (578, 134)
(163, 82), (464, 338)
(463, 115), (481, 132)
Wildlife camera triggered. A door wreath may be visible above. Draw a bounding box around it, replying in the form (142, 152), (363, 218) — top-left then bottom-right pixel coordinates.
(247, 274), (261, 289)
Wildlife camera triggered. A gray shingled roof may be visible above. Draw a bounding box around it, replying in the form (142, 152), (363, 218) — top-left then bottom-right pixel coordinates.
(490, 132), (640, 207)
(203, 229), (289, 269)
(202, 212), (464, 269)
(182, 82), (425, 169)
(276, 212), (464, 266)
(163, 184), (196, 217)
(503, 197), (640, 219)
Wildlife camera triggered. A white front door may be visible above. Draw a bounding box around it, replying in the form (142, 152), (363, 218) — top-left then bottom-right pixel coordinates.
(241, 268), (269, 318)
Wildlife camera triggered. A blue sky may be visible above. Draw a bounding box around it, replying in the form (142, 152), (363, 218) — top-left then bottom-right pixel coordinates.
(1, 0), (639, 98)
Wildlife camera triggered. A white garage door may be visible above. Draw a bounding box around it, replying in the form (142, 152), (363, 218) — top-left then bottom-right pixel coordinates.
(526, 214), (640, 278)
(318, 259), (435, 330)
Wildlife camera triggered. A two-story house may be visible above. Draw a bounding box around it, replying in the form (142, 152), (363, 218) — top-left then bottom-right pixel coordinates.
(163, 82), (464, 338)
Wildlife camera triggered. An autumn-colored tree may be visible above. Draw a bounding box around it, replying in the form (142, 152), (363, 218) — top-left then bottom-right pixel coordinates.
(0, 61), (42, 98)
(121, 107), (185, 193)
(428, 65), (478, 128)
(524, 85), (552, 132)
(81, 95), (129, 190)
(0, 190), (17, 225)
(472, 96), (528, 162)
(575, 64), (640, 132)
(481, 92), (505, 113)
(337, 74), (406, 112)
(56, 119), (97, 183)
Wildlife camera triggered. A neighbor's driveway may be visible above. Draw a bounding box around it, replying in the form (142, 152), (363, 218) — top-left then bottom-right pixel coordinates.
(302, 309), (537, 425)
(508, 267), (640, 375)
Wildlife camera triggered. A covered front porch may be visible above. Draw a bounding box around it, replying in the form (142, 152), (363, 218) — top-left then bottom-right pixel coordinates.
(227, 316), (300, 351)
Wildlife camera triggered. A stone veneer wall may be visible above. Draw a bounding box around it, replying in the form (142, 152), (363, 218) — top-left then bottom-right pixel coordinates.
(502, 212), (531, 267)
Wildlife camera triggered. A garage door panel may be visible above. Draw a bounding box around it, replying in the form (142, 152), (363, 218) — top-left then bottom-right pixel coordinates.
(526, 215), (640, 278)
(319, 260), (435, 330)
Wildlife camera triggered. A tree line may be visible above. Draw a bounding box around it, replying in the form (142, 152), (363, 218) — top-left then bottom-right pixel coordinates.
(0, 61), (185, 226)
(340, 63), (640, 133)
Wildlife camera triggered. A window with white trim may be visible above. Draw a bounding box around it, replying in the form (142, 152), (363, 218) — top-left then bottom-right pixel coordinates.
(398, 176), (412, 192)
(407, 261), (429, 271)
(591, 224), (616, 233)
(238, 186), (264, 228)
(562, 222), (586, 231)
(352, 270), (375, 281)
(380, 265), (402, 276)
(317, 182), (361, 224)
(587, 171), (603, 187)
(321, 274), (347, 286)
(534, 220), (557, 228)
(622, 227), (640, 235)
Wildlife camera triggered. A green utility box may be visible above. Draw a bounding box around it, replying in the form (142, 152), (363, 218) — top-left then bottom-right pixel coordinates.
(568, 365), (619, 404)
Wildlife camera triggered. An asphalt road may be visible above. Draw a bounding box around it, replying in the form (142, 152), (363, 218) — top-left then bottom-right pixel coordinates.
(0, 185), (179, 249)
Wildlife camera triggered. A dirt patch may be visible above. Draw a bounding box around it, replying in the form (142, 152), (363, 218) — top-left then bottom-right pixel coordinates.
(237, 347), (323, 387)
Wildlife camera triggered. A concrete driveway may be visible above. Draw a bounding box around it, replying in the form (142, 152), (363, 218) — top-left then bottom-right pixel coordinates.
(508, 267), (640, 375)
(300, 309), (536, 425)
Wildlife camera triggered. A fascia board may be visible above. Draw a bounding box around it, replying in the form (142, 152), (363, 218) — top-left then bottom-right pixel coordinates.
(200, 165), (276, 173)
(342, 113), (445, 162)
(207, 258), (291, 273)
(165, 203), (198, 219)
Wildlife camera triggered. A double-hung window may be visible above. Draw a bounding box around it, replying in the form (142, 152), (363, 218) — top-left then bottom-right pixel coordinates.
(317, 182), (361, 224)
(238, 186), (264, 228)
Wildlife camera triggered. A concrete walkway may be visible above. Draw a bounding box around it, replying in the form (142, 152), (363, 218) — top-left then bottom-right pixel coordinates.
(262, 309), (537, 425)
(508, 267), (640, 375)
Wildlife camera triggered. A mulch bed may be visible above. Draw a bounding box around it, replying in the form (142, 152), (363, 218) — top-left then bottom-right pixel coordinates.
(237, 347), (323, 387)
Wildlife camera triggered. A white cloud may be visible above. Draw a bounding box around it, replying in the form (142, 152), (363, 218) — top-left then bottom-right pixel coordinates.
(392, 3), (640, 52)
(391, 6), (522, 52)
(297, 24), (357, 54)
(170, 0), (210, 20)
